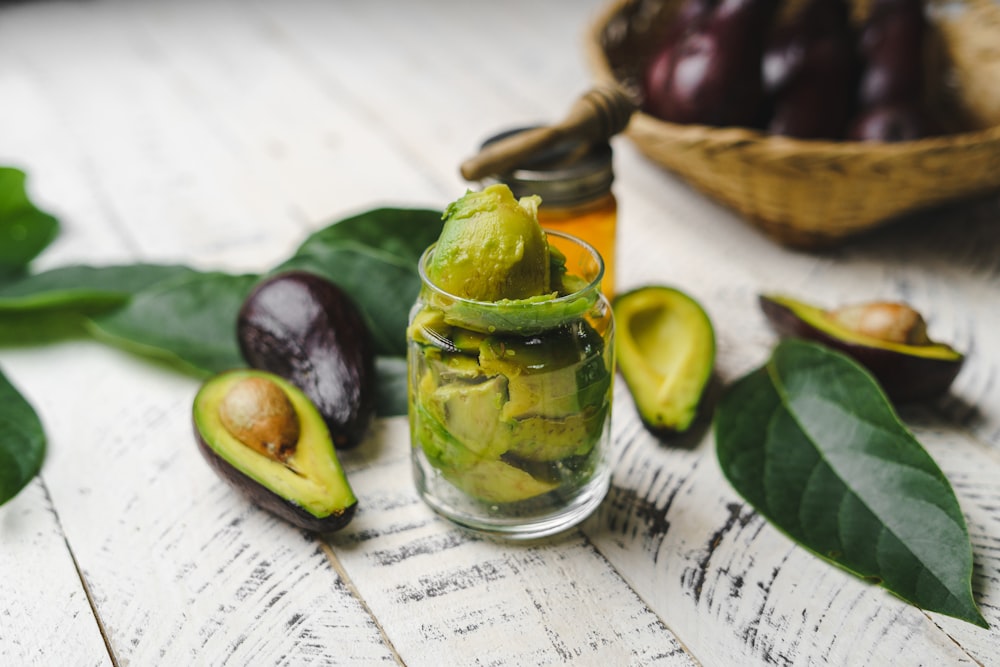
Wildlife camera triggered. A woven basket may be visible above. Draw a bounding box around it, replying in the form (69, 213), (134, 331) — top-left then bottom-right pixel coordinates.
(585, 0), (1000, 248)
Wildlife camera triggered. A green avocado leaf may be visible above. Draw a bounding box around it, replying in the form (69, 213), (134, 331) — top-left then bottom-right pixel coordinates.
(0, 167), (59, 278)
(0, 168), (60, 279)
(715, 339), (987, 628)
(0, 264), (194, 312)
(277, 208), (444, 357)
(0, 366), (46, 506)
(87, 271), (259, 376)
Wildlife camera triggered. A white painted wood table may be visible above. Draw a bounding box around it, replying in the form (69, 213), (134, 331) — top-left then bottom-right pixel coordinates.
(1, 1), (999, 665)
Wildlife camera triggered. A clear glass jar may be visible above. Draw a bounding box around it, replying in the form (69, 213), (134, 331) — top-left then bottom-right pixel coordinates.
(407, 231), (614, 539)
(478, 128), (618, 298)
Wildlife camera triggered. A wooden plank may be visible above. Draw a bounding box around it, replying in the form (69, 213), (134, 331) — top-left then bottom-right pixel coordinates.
(0, 480), (111, 667)
(249, 0), (608, 202)
(0, 1), (309, 273)
(121, 0), (450, 225)
(328, 417), (696, 666)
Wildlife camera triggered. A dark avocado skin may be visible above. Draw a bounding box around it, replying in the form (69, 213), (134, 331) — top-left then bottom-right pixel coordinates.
(238, 271), (375, 449)
(759, 295), (964, 402)
(194, 428), (357, 532)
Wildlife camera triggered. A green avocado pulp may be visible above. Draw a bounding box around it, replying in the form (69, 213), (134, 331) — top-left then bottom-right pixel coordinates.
(411, 185), (611, 504)
(409, 315), (611, 504)
(613, 286), (715, 433)
(193, 369), (356, 518)
(418, 186), (600, 336)
(426, 184), (550, 302)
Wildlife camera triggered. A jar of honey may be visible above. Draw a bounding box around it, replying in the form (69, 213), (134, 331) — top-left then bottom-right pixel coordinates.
(475, 128), (618, 297)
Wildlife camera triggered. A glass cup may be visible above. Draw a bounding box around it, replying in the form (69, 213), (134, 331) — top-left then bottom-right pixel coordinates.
(406, 230), (614, 539)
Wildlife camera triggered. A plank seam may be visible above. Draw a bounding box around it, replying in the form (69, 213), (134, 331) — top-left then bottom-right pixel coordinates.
(40, 477), (120, 667)
(319, 540), (406, 666)
(926, 612), (988, 667)
(577, 528), (705, 667)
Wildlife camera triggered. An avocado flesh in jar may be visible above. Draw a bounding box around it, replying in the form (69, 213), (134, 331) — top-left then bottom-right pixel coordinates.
(413, 400), (559, 503)
(411, 185), (612, 504)
(421, 185), (598, 336)
(412, 320), (610, 501)
(613, 286), (716, 435)
(426, 184), (550, 302)
(193, 369), (357, 531)
(480, 324), (592, 420)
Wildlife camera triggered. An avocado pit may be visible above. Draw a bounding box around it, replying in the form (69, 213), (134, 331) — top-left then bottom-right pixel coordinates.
(827, 302), (930, 346)
(218, 376), (299, 463)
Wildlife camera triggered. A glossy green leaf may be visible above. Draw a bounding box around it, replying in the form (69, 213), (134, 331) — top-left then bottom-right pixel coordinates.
(0, 264), (194, 312)
(715, 339), (986, 627)
(0, 311), (90, 347)
(0, 167), (60, 278)
(0, 366), (46, 506)
(87, 271), (259, 376)
(278, 208), (443, 357)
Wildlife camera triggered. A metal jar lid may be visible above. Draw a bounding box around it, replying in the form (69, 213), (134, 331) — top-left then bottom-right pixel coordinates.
(478, 126), (614, 207)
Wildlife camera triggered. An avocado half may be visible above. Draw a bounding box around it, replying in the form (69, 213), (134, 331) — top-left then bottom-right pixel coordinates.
(193, 369), (358, 532)
(613, 286), (716, 435)
(759, 294), (964, 402)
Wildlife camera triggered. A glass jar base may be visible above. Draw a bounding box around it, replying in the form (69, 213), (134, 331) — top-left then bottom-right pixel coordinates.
(414, 457), (611, 540)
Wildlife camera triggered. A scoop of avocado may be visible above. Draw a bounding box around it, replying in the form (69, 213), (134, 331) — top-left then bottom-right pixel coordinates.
(613, 286), (715, 435)
(413, 401), (558, 503)
(480, 321), (610, 421)
(426, 184), (549, 302)
(193, 369), (357, 532)
(759, 294), (964, 402)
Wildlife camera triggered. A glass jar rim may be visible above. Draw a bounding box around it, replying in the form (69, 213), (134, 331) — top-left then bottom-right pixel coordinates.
(417, 229), (605, 308)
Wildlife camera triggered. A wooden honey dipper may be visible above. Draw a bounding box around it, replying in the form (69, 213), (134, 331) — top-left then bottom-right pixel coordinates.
(460, 83), (639, 182)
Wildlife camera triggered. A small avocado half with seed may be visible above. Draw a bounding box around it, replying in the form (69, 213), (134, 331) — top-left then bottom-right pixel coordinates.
(193, 369), (357, 532)
(759, 294), (964, 402)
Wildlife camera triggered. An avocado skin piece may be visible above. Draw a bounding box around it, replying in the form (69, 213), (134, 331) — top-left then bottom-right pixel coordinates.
(759, 294), (964, 402)
(237, 271), (376, 449)
(193, 369), (358, 532)
(613, 286), (715, 435)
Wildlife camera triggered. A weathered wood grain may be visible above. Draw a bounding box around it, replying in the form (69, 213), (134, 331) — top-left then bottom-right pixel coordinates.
(329, 418), (694, 667)
(1, 0), (999, 665)
(0, 480), (111, 667)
